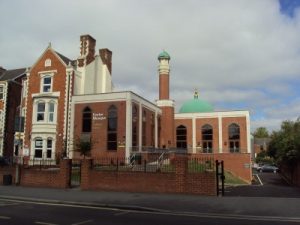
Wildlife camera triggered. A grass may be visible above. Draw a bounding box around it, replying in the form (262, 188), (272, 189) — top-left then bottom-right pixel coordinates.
(224, 171), (247, 185)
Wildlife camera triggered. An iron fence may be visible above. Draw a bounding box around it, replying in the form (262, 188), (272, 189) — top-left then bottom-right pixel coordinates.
(188, 157), (215, 173)
(92, 156), (175, 173)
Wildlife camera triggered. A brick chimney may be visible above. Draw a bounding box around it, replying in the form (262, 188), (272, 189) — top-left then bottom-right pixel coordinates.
(78, 34), (96, 67)
(99, 48), (112, 74)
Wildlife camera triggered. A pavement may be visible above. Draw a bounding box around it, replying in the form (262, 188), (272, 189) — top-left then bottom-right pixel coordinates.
(0, 184), (300, 219)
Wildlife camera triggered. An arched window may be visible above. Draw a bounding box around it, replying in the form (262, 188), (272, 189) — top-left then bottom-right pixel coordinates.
(107, 105), (117, 150)
(202, 124), (213, 153)
(142, 110), (146, 146)
(132, 105), (138, 149)
(34, 138), (43, 158)
(150, 114), (155, 147)
(176, 125), (187, 149)
(47, 138), (53, 158)
(37, 102), (46, 121)
(82, 107), (92, 132)
(228, 123), (240, 153)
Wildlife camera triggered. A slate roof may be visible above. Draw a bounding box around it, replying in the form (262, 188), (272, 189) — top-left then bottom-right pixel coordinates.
(0, 68), (26, 81)
(55, 51), (74, 66)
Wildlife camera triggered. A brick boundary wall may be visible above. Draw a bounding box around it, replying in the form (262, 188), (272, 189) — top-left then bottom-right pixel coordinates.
(0, 166), (16, 185)
(280, 161), (300, 187)
(81, 156), (216, 196)
(19, 159), (71, 188)
(190, 153), (252, 183)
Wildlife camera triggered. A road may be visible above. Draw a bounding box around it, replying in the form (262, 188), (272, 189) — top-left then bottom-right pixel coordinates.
(225, 171), (300, 197)
(0, 199), (299, 225)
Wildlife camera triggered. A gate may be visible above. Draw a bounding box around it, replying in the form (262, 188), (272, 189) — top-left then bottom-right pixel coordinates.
(71, 159), (81, 187)
(216, 160), (225, 196)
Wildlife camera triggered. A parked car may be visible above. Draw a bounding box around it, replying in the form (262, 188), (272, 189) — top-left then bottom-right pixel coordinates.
(0, 156), (10, 166)
(257, 165), (279, 173)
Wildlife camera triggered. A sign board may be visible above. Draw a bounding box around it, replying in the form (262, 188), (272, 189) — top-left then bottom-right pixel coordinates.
(23, 148), (29, 156)
(93, 113), (106, 121)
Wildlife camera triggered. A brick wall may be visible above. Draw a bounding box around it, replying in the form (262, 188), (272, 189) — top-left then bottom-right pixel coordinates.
(0, 166), (15, 185)
(19, 159), (71, 188)
(191, 153), (252, 183)
(81, 156), (216, 195)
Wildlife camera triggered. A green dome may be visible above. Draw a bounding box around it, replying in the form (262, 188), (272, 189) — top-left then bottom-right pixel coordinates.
(158, 50), (171, 60)
(179, 92), (213, 113)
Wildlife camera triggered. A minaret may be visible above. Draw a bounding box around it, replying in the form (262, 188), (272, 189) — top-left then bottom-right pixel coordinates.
(156, 51), (175, 149)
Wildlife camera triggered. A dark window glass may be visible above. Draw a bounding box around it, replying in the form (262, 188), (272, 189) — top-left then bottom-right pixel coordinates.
(142, 110), (146, 146)
(202, 124), (213, 153)
(35, 138), (43, 158)
(229, 123), (240, 153)
(132, 106), (138, 148)
(107, 105), (117, 150)
(82, 107), (92, 132)
(176, 125), (187, 149)
(202, 124), (213, 140)
(43, 77), (52, 92)
(47, 139), (52, 158)
(37, 102), (45, 121)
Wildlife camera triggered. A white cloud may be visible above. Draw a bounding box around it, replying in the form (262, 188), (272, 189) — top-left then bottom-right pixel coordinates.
(1, 0), (300, 132)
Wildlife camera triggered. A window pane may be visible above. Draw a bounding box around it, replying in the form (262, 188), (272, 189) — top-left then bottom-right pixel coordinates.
(47, 139), (52, 148)
(35, 150), (42, 158)
(38, 103), (45, 112)
(48, 113), (53, 122)
(49, 103), (54, 112)
(35, 139), (43, 147)
(82, 107), (92, 132)
(44, 77), (51, 84)
(37, 113), (44, 121)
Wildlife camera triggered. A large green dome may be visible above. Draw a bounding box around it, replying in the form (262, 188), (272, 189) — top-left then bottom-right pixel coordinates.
(179, 92), (213, 113)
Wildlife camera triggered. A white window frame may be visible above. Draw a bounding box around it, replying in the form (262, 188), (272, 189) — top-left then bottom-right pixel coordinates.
(34, 99), (57, 124)
(31, 136), (56, 160)
(34, 138), (43, 158)
(36, 101), (46, 122)
(40, 74), (53, 93)
(45, 58), (51, 67)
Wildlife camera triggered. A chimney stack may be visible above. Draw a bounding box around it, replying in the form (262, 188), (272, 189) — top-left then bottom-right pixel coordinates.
(78, 34), (96, 67)
(99, 48), (112, 74)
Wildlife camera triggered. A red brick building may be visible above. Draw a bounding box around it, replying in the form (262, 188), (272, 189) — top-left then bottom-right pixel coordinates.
(0, 68), (26, 158)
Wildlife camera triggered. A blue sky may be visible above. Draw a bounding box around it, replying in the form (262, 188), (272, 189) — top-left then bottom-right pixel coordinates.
(1, 0), (300, 132)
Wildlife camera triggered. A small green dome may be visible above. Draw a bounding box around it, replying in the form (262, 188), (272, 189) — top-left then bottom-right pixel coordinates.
(179, 92), (213, 113)
(158, 50), (171, 60)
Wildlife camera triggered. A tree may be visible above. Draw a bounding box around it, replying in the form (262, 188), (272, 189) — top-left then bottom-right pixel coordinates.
(268, 118), (300, 164)
(74, 136), (93, 159)
(253, 127), (269, 138)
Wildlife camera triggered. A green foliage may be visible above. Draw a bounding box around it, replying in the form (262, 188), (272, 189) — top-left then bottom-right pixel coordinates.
(253, 127), (269, 138)
(74, 137), (92, 158)
(268, 118), (300, 164)
(255, 151), (274, 165)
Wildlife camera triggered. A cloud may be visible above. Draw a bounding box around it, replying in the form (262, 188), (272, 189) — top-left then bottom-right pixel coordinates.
(1, 0), (300, 132)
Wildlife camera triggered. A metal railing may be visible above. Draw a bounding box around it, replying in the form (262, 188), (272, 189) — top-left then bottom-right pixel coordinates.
(92, 156), (175, 173)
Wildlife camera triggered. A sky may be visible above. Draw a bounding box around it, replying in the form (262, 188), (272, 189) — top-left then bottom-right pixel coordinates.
(1, 0), (300, 132)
